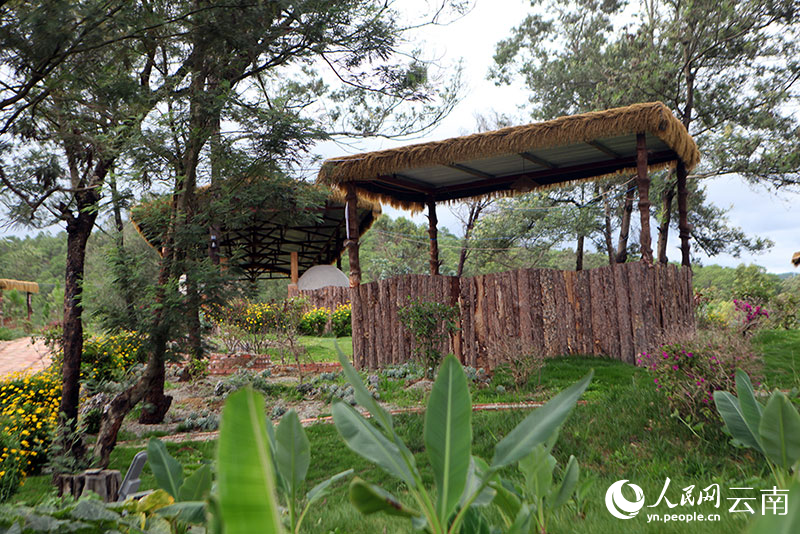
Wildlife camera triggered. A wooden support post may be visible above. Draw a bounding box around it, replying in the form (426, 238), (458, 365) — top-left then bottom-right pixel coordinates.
(427, 198), (440, 276)
(636, 133), (653, 264)
(26, 292), (32, 321)
(287, 251), (299, 297)
(344, 183), (361, 286)
(0, 289), (3, 326)
(676, 160), (691, 267)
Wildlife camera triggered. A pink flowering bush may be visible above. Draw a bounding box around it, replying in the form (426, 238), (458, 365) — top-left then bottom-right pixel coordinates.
(733, 299), (769, 337)
(638, 331), (762, 422)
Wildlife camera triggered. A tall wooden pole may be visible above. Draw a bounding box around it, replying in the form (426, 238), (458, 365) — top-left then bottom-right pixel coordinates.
(345, 183), (361, 286)
(427, 198), (440, 275)
(636, 133), (653, 264)
(287, 251), (299, 297)
(677, 160), (691, 267)
(26, 292), (32, 321)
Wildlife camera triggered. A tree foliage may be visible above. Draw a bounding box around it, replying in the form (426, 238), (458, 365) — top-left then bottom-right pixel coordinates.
(490, 0), (798, 262)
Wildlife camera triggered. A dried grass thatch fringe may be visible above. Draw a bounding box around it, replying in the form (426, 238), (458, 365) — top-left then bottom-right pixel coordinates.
(317, 102), (699, 211)
(0, 279), (40, 293)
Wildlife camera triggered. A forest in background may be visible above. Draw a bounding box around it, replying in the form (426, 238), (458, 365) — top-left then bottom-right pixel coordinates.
(2, 213), (796, 335)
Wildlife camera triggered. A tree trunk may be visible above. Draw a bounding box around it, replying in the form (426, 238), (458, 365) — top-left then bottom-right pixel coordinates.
(677, 161), (691, 266)
(657, 179), (676, 264)
(635, 134), (653, 264)
(94, 318), (172, 467)
(59, 158), (106, 458)
(616, 181), (635, 263)
(576, 233), (585, 271)
(60, 210), (97, 429)
(457, 201), (486, 277)
(602, 184), (615, 265)
(427, 199), (439, 275)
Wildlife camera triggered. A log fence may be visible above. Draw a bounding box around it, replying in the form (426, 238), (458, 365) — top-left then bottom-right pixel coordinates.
(298, 262), (694, 369)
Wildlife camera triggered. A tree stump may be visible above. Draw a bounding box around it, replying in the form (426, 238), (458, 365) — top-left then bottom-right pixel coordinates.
(55, 469), (122, 502)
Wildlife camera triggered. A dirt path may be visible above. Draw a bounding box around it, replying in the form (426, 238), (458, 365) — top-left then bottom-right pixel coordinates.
(0, 336), (51, 378)
(119, 401), (550, 446)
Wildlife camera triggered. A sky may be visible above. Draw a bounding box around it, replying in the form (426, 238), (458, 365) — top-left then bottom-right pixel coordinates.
(2, 0), (798, 274)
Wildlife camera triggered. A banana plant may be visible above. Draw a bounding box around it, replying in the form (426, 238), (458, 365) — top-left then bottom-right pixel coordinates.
(714, 369), (800, 488)
(332, 348), (592, 534)
(116, 438), (212, 532)
(266, 409), (353, 533)
(491, 430), (580, 533)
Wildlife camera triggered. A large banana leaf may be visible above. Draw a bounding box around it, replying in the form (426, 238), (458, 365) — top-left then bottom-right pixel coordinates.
(349, 477), (420, 518)
(337, 346), (393, 431)
(736, 370), (765, 452)
(424, 353), (472, 524)
(178, 464), (212, 502)
(275, 409), (310, 498)
(551, 455), (579, 509)
(147, 438), (184, 499)
(714, 391), (763, 451)
(332, 401), (416, 485)
(217, 387), (283, 534)
(492, 371), (593, 468)
(759, 392), (800, 469)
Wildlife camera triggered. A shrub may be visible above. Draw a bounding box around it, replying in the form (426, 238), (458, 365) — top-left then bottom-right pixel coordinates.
(206, 297), (308, 360)
(696, 298), (736, 330)
(733, 298), (769, 337)
(766, 291), (800, 330)
(493, 336), (545, 390)
(81, 331), (146, 383)
(331, 302), (352, 337)
(299, 306), (330, 336)
(44, 327), (145, 385)
(0, 421), (25, 502)
(397, 297), (459, 377)
(638, 331), (762, 423)
(0, 367), (60, 500)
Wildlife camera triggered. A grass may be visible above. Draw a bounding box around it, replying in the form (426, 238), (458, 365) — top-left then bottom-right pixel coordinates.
(753, 329), (800, 389)
(298, 335), (352, 362)
(10, 329), (799, 533)
(0, 326), (26, 341)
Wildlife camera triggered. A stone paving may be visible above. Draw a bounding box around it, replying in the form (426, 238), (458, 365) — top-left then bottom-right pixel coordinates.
(0, 336), (51, 378)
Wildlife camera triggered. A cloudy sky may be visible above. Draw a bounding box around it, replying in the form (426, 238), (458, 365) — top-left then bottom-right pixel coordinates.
(314, 0), (800, 274)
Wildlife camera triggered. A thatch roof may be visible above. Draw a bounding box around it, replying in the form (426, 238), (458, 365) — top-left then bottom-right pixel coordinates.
(131, 184), (381, 281)
(318, 102), (700, 211)
(0, 279), (39, 293)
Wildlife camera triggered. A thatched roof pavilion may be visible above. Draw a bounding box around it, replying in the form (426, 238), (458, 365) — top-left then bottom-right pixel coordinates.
(131, 187), (380, 283)
(0, 279), (39, 324)
(317, 102), (699, 284)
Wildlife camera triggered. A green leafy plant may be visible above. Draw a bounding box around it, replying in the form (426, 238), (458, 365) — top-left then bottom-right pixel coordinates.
(121, 438), (212, 531)
(299, 307), (330, 336)
(217, 387), (283, 534)
(714, 369), (800, 488)
(332, 348), (592, 533)
(397, 297), (459, 377)
(267, 409), (353, 533)
(331, 303), (352, 337)
(500, 432), (580, 533)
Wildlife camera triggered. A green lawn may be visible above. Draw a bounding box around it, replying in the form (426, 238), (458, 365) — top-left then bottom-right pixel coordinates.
(753, 329), (800, 389)
(12, 329), (799, 533)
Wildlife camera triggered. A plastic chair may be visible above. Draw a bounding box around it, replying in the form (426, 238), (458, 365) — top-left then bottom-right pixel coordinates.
(117, 450), (148, 501)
